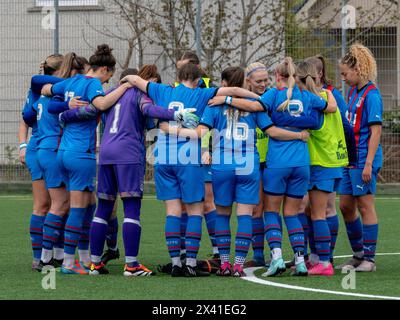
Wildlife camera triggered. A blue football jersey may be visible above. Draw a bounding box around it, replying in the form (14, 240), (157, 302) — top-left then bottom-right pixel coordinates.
(200, 104), (273, 170)
(346, 82), (383, 168)
(33, 95), (61, 150)
(261, 85), (327, 168)
(22, 89), (39, 151)
(147, 82), (218, 165)
(52, 74), (104, 154)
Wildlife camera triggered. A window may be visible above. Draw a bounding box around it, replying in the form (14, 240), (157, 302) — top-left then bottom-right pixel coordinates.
(35, 0), (99, 6)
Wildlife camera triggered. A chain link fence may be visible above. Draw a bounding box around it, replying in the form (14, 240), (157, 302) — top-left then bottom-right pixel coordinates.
(0, 0), (399, 186)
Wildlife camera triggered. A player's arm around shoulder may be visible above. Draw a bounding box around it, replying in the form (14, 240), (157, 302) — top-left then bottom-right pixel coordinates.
(159, 122), (208, 139)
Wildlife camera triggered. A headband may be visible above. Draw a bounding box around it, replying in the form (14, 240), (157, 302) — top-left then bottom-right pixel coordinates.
(246, 66), (267, 77)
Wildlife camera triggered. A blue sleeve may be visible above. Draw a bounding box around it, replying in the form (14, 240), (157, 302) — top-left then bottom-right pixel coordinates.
(146, 117), (157, 130)
(87, 80), (105, 103)
(271, 109), (320, 129)
(51, 79), (68, 96)
(308, 91), (328, 111)
(21, 90), (36, 127)
(199, 106), (215, 129)
(332, 88), (347, 117)
(365, 91), (383, 125)
(260, 88), (278, 112)
(256, 112), (274, 131)
(48, 95), (69, 114)
(147, 82), (170, 105)
(31, 75), (63, 94)
(199, 87), (218, 103)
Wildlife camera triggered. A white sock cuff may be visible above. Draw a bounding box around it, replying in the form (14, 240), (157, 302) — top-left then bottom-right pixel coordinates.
(123, 218), (141, 227)
(93, 217), (108, 225)
(125, 256), (138, 264)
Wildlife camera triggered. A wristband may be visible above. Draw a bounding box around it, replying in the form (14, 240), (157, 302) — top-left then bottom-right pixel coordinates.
(19, 142), (27, 150)
(225, 96), (233, 105)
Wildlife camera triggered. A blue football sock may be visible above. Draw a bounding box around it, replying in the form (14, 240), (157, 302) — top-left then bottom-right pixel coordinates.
(54, 214), (68, 251)
(235, 215), (252, 266)
(180, 212), (188, 256)
(78, 203), (96, 251)
(362, 224), (378, 262)
(42, 213), (63, 259)
(64, 207), (86, 255)
(185, 215), (203, 266)
(284, 215), (305, 255)
(264, 211), (282, 251)
(308, 215), (316, 255)
(345, 217), (364, 255)
(165, 216), (181, 265)
(313, 219), (331, 262)
(205, 209), (218, 251)
(30, 214), (45, 261)
(327, 215), (339, 260)
(297, 213), (309, 256)
(251, 217), (265, 263)
(215, 214), (231, 264)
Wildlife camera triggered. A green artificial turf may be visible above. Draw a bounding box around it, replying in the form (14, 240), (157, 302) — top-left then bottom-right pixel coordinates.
(0, 195), (399, 300)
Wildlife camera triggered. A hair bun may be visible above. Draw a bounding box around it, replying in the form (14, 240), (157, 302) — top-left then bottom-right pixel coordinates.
(96, 44), (113, 56)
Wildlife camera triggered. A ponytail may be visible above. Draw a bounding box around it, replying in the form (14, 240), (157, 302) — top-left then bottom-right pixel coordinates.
(58, 52), (88, 78)
(305, 54), (333, 86)
(295, 60), (321, 98)
(276, 57), (296, 111)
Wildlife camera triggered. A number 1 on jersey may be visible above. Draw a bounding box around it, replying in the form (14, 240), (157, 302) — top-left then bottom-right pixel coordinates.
(110, 103), (121, 134)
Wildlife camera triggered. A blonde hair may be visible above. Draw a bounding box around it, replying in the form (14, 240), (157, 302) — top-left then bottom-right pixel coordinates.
(58, 52), (88, 79)
(276, 57), (296, 111)
(40, 54), (63, 75)
(305, 54), (333, 86)
(245, 62), (267, 78)
(340, 43), (377, 83)
(295, 60), (322, 98)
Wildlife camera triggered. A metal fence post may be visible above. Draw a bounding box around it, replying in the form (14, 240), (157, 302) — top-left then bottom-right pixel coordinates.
(54, 0), (59, 54)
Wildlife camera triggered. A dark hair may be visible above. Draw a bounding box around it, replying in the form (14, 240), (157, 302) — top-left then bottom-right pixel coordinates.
(181, 51), (200, 65)
(41, 54), (64, 75)
(138, 64), (158, 80)
(120, 68), (138, 80)
(58, 52), (87, 78)
(221, 66), (245, 88)
(177, 63), (202, 82)
(156, 73), (162, 83)
(89, 44), (116, 72)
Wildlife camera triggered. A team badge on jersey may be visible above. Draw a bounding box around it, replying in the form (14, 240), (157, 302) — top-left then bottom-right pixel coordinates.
(288, 100), (304, 117)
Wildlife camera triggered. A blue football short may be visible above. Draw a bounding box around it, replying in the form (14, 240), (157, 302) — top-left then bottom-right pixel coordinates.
(37, 149), (64, 189)
(203, 164), (212, 183)
(263, 166), (310, 199)
(308, 166), (343, 193)
(58, 150), (96, 192)
(339, 167), (380, 196)
(212, 167), (260, 206)
(155, 165), (205, 204)
(25, 148), (43, 182)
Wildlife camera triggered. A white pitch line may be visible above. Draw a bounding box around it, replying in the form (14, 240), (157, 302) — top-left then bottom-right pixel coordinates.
(243, 253), (400, 300)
